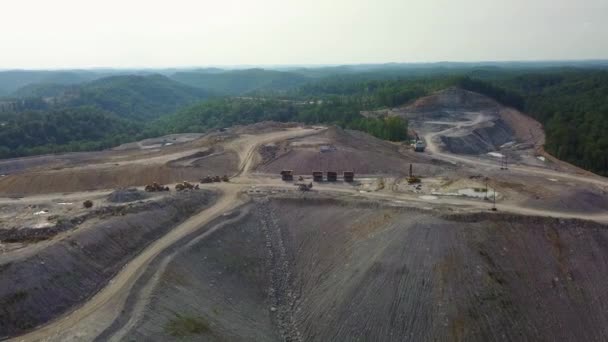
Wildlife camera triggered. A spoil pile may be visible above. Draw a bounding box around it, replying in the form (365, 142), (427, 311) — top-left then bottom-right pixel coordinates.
(107, 188), (149, 203)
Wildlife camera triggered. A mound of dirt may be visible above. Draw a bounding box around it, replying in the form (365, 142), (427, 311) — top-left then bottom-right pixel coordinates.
(0, 152), (239, 196)
(406, 87), (499, 115)
(112, 197), (608, 341)
(257, 127), (446, 176)
(0, 190), (218, 339)
(107, 188), (149, 203)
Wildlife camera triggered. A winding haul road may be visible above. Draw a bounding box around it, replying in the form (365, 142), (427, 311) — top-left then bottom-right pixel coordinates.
(10, 121), (608, 341)
(10, 127), (320, 342)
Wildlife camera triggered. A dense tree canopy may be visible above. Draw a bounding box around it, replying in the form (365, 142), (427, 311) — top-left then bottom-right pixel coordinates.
(0, 107), (139, 158)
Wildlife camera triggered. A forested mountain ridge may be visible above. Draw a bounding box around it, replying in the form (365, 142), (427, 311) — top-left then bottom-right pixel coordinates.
(69, 74), (213, 120)
(4, 74), (214, 120)
(0, 70), (103, 97)
(0, 107), (139, 158)
(170, 68), (310, 95)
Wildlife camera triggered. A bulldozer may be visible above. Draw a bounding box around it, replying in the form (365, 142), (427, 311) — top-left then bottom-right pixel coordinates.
(145, 182), (169, 192)
(176, 181), (197, 191)
(200, 176), (214, 184)
(296, 182), (313, 192)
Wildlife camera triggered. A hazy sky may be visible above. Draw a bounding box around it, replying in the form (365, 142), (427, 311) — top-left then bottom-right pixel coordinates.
(1, 0), (607, 68)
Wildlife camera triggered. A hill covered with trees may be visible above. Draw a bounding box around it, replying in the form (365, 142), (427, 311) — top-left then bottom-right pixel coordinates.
(5, 74), (214, 120)
(1, 65), (607, 176)
(170, 68), (310, 95)
(0, 107), (139, 158)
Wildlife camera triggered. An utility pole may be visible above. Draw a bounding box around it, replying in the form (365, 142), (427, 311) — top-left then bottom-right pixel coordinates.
(484, 177), (489, 200)
(491, 188), (497, 211)
(500, 155), (508, 170)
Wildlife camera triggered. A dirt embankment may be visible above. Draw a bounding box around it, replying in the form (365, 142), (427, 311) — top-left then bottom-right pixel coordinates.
(438, 118), (514, 155)
(0, 190), (217, 339)
(0, 152), (238, 196)
(114, 197), (608, 341)
(393, 88), (533, 156)
(256, 126), (446, 176)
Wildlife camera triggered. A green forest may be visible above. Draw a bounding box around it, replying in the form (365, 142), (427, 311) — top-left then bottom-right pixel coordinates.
(1, 66), (607, 175)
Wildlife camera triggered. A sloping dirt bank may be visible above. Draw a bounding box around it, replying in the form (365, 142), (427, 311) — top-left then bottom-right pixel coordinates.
(256, 126), (446, 176)
(0, 153), (238, 197)
(113, 196), (608, 341)
(0, 190), (217, 339)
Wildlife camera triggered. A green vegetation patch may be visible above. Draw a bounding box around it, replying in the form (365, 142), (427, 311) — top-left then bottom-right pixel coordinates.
(165, 313), (210, 337)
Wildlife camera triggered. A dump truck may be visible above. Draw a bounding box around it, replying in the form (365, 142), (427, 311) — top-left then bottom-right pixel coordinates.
(327, 171), (338, 182)
(281, 170), (294, 181)
(312, 171), (323, 182)
(343, 171), (355, 182)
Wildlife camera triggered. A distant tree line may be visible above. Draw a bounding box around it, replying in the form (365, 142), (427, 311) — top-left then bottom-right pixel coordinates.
(147, 96), (409, 142)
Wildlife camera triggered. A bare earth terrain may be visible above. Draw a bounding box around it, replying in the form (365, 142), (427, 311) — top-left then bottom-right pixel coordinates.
(1, 89), (608, 341)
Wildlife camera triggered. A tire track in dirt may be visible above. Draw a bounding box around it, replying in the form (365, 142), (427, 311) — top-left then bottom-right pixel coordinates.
(423, 122), (608, 188)
(8, 185), (243, 342)
(98, 207), (251, 342)
(8, 127), (320, 342)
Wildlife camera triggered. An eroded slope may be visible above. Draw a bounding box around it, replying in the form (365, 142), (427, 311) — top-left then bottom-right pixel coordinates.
(117, 197), (608, 341)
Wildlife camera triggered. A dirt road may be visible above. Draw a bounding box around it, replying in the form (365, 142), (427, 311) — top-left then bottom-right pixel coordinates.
(423, 124), (608, 188)
(8, 123), (608, 341)
(9, 126), (321, 342)
(10, 184), (244, 342)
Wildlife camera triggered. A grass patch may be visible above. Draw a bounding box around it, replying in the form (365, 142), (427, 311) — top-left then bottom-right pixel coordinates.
(165, 313), (209, 337)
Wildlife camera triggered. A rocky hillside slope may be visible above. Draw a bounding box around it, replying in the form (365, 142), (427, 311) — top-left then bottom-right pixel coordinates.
(112, 196), (608, 341)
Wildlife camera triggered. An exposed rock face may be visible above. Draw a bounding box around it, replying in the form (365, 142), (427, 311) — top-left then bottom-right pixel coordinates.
(439, 119), (515, 154)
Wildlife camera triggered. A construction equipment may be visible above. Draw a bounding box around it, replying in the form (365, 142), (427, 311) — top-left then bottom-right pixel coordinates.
(343, 171), (354, 183)
(175, 181), (196, 191)
(145, 182), (169, 192)
(413, 134), (426, 152)
(222, 175), (230, 182)
(312, 171), (323, 182)
(500, 155), (509, 170)
(281, 170), (294, 181)
(200, 176), (214, 184)
(296, 182), (313, 192)
(327, 171), (338, 182)
(407, 164), (421, 184)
